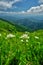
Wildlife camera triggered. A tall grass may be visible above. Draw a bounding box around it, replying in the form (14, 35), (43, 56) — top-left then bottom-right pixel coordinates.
(0, 30), (43, 65)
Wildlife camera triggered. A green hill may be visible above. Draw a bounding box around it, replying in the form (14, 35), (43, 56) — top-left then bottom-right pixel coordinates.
(0, 19), (29, 32)
(0, 19), (43, 65)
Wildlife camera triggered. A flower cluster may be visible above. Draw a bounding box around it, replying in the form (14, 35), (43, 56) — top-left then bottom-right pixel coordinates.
(20, 34), (30, 42)
(6, 34), (15, 39)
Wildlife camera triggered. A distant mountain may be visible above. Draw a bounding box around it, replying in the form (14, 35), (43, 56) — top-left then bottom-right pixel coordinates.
(0, 16), (43, 31)
(0, 14), (43, 22)
(11, 18), (43, 31)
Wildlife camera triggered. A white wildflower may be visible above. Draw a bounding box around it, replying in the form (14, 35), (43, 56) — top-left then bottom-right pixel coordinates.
(6, 34), (15, 39)
(35, 36), (39, 39)
(0, 34), (1, 36)
(26, 39), (28, 42)
(20, 34), (29, 39)
(21, 39), (23, 42)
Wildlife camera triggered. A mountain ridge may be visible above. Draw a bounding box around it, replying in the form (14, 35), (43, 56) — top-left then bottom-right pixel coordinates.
(0, 19), (30, 32)
(0, 18), (43, 32)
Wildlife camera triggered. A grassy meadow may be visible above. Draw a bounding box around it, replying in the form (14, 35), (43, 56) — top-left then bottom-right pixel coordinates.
(0, 19), (43, 65)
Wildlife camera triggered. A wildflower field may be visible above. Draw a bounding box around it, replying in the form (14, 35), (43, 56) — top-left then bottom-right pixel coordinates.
(0, 19), (43, 65)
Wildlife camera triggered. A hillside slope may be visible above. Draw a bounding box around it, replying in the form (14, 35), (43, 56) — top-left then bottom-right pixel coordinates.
(0, 19), (30, 32)
(0, 19), (43, 65)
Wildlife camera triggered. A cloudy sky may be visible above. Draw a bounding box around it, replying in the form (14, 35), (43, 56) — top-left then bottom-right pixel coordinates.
(0, 0), (43, 15)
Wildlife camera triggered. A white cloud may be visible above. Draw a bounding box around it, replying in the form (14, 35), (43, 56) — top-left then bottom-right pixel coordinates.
(17, 11), (26, 14)
(27, 4), (43, 13)
(0, 1), (12, 9)
(0, 4), (43, 15)
(39, 0), (43, 3)
(0, 11), (25, 14)
(0, 0), (21, 10)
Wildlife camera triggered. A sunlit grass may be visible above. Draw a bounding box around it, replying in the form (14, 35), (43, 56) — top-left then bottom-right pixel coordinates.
(0, 19), (43, 65)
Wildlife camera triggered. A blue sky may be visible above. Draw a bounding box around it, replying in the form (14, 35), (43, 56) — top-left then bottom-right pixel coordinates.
(0, 0), (43, 15)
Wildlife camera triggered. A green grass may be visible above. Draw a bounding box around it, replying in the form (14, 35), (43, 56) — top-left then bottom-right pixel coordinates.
(0, 19), (43, 65)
